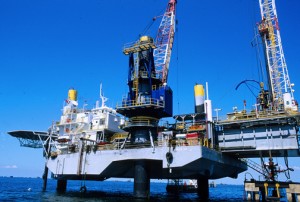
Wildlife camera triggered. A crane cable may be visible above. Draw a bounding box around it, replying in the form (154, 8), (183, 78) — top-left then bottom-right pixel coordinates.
(140, 18), (157, 37)
(252, 27), (265, 83)
(250, 0), (265, 83)
(139, 7), (165, 38)
(175, 18), (180, 114)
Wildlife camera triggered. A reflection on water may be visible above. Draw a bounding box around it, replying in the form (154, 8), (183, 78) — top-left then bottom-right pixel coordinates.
(0, 177), (245, 202)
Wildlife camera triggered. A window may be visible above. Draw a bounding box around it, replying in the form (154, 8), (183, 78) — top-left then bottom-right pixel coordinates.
(100, 118), (105, 125)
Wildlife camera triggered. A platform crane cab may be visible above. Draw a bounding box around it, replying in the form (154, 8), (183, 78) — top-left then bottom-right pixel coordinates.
(121, 35), (173, 120)
(258, 0), (298, 112)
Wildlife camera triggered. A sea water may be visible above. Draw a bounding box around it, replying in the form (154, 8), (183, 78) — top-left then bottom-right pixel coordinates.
(0, 177), (245, 201)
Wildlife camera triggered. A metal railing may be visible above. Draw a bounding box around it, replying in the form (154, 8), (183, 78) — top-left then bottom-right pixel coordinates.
(116, 98), (164, 109)
(123, 40), (156, 55)
(220, 109), (298, 123)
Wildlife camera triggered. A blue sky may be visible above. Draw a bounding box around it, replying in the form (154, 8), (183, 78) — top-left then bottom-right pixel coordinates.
(0, 0), (300, 184)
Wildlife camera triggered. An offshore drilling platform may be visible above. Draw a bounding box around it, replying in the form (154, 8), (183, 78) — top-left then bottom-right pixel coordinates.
(7, 0), (300, 201)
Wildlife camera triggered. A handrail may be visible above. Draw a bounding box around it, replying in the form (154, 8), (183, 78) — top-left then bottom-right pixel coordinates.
(111, 133), (128, 142)
(122, 117), (158, 128)
(123, 40), (156, 55)
(117, 98), (164, 108)
(221, 109), (297, 123)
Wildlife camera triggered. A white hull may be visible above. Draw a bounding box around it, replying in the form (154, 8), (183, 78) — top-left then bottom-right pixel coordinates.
(48, 145), (246, 180)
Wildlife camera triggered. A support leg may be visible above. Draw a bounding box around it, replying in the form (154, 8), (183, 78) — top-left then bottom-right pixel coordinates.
(42, 138), (50, 191)
(56, 179), (67, 192)
(286, 193), (293, 202)
(254, 192), (260, 201)
(42, 164), (48, 191)
(260, 187), (266, 202)
(134, 161), (150, 198)
(197, 176), (209, 200)
(296, 194), (300, 202)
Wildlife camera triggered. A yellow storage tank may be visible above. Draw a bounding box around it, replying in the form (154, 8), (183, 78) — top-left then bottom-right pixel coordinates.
(68, 89), (77, 101)
(139, 36), (153, 43)
(194, 84), (205, 113)
(194, 84), (204, 97)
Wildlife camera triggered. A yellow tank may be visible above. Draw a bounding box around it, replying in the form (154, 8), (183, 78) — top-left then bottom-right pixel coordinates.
(68, 89), (77, 101)
(194, 84), (205, 114)
(194, 84), (204, 97)
(139, 36), (153, 44)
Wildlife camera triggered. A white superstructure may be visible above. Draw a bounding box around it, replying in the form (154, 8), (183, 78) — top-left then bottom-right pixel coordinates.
(51, 87), (124, 156)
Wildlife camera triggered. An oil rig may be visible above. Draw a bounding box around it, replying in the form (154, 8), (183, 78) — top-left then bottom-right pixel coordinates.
(7, 0), (300, 201)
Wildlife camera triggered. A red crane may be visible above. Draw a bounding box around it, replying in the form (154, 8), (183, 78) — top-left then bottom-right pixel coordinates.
(154, 0), (177, 84)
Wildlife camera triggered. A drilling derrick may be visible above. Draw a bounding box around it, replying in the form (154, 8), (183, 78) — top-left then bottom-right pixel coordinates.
(258, 0), (297, 111)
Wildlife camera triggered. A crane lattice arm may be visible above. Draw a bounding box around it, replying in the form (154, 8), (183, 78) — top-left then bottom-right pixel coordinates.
(258, 0), (297, 111)
(154, 0), (177, 84)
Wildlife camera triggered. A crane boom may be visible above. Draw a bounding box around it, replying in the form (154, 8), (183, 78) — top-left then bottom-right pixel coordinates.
(258, 0), (297, 111)
(154, 0), (177, 84)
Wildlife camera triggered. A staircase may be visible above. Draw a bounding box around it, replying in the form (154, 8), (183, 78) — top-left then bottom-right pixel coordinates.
(241, 158), (269, 179)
